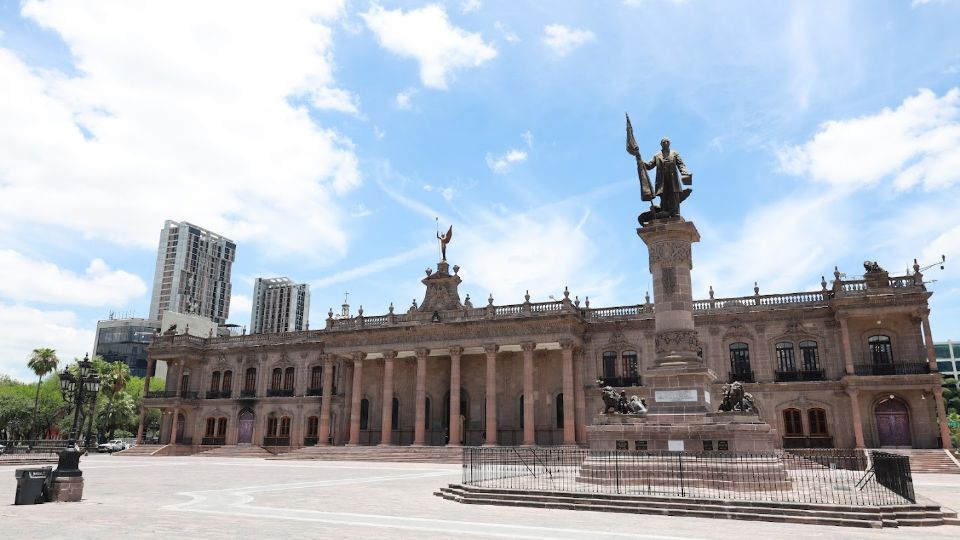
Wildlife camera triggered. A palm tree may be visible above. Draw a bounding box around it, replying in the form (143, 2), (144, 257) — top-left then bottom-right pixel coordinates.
(27, 347), (59, 439)
(103, 361), (130, 439)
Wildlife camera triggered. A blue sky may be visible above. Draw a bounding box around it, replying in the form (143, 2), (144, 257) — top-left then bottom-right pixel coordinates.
(2, 0), (960, 381)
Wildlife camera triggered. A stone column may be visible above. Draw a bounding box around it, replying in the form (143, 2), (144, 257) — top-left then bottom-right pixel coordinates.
(560, 340), (576, 445)
(169, 407), (180, 445)
(920, 310), (938, 371)
(933, 387), (953, 449)
(413, 348), (428, 446)
(846, 389), (865, 448)
(172, 360), (183, 397)
(573, 346), (587, 443)
(838, 315), (855, 375)
(379, 351), (396, 446)
(318, 354), (334, 446)
(484, 343), (499, 446)
(448, 346), (463, 447)
(136, 358), (155, 444)
(348, 352), (364, 446)
(521, 342), (536, 446)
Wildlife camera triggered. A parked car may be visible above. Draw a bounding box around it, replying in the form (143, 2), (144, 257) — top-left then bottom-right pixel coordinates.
(97, 439), (129, 453)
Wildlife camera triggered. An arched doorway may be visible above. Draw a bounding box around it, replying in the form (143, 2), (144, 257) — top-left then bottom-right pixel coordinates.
(875, 397), (911, 447)
(238, 408), (255, 445)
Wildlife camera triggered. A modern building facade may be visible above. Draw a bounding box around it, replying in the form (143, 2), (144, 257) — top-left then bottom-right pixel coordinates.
(935, 340), (960, 387)
(250, 277), (310, 334)
(148, 220), (236, 324)
(140, 255), (952, 452)
(93, 317), (160, 377)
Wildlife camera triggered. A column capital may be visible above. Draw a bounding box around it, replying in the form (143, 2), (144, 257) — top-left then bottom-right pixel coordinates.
(415, 347), (429, 359)
(351, 351), (366, 363)
(559, 338), (575, 350)
(381, 350), (397, 361)
(835, 312), (850, 324)
(483, 343), (499, 354)
(448, 345), (464, 357)
(845, 388), (859, 398)
(520, 342), (536, 352)
(321, 353), (335, 365)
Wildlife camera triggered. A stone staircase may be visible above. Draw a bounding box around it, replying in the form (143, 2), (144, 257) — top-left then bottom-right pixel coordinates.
(195, 445), (274, 458)
(115, 444), (165, 456)
(886, 449), (960, 474)
(270, 445), (464, 463)
(435, 484), (959, 528)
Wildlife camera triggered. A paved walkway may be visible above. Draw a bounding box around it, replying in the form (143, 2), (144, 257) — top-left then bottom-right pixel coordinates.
(1, 455), (957, 539)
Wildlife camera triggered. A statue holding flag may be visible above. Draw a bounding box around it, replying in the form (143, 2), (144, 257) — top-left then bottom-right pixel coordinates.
(626, 114), (693, 226)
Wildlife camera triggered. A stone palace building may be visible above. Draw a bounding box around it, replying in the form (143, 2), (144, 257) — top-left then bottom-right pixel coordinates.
(138, 256), (952, 451)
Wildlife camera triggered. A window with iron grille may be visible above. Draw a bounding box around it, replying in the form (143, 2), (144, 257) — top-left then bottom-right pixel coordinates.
(283, 367), (295, 391)
(622, 351), (639, 377)
(271, 368), (282, 390)
(205, 417), (216, 437)
(310, 366), (322, 389)
(307, 416), (319, 437)
(266, 416), (278, 437)
(602, 351), (617, 378)
(799, 341), (820, 371)
(210, 371), (220, 392)
(776, 342), (795, 372)
(244, 368), (256, 392)
(729, 343), (751, 374)
(222, 370), (232, 392)
(783, 408), (803, 436)
(216, 417), (227, 437)
(868, 335), (893, 364)
(808, 408), (828, 436)
(279, 417), (291, 437)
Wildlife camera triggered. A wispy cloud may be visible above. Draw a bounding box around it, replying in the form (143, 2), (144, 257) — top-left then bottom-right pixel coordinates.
(0, 250), (146, 306)
(395, 87), (418, 110)
(485, 149), (527, 173)
(542, 24), (595, 57)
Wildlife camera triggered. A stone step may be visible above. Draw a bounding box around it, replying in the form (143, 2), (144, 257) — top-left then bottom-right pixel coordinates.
(115, 445), (165, 456)
(270, 445), (464, 463)
(196, 445), (273, 458)
(435, 484), (953, 528)
(884, 450), (960, 474)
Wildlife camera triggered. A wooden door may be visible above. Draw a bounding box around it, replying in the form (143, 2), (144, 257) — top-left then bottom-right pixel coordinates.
(875, 398), (911, 447)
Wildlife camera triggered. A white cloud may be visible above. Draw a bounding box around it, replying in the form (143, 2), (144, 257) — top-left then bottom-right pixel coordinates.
(542, 24), (595, 57)
(485, 149), (527, 173)
(361, 4), (497, 90)
(0, 303), (94, 381)
(777, 88), (960, 191)
(461, 0), (482, 14)
(227, 294), (252, 328)
(0, 250), (146, 306)
(395, 87), (418, 109)
(494, 21), (520, 44)
(309, 86), (361, 115)
(0, 1), (360, 259)
(351, 203), (372, 217)
(521, 129), (534, 148)
(373, 126), (386, 139)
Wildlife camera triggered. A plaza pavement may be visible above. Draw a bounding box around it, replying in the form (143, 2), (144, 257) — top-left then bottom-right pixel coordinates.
(1, 454), (958, 539)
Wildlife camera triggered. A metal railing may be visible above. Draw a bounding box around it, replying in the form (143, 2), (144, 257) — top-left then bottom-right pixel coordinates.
(728, 371), (755, 383)
(782, 436), (834, 449)
(205, 390), (232, 399)
(266, 388), (295, 397)
(240, 389), (256, 398)
(146, 390), (177, 399)
(598, 376), (641, 388)
(201, 436), (226, 445)
(0, 439), (69, 456)
(774, 369), (825, 382)
(853, 363), (929, 376)
(462, 447), (914, 506)
(263, 436), (291, 446)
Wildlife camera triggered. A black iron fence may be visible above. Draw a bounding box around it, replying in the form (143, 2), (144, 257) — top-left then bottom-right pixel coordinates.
(462, 447), (915, 506)
(853, 362), (929, 376)
(0, 439), (69, 456)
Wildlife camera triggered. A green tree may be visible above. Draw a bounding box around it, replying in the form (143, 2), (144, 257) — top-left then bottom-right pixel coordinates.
(943, 377), (960, 416)
(26, 347), (59, 438)
(101, 361), (131, 439)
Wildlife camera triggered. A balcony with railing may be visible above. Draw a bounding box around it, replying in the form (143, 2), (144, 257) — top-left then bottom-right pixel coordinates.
(853, 362), (929, 376)
(263, 436), (290, 446)
(728, 371), (755, 384)
(205, 390), (232, 399)
(782, 436), (834, 449)
(306, 387), (323, 396)
(266, 388), (295, 397)
(180, 391), (199, 400)
(774, 369), (826, 382)
(597, 376), (641, 388)
(145, 390), (177, 399)
(240, 389), (257, 398)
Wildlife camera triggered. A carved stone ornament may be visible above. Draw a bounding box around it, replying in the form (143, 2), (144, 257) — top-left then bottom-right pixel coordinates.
(654, 330), (699, 354)
(647, 241), (692, 270)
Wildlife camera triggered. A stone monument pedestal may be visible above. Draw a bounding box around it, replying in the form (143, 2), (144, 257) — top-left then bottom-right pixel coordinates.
(48, 476), (83, 502)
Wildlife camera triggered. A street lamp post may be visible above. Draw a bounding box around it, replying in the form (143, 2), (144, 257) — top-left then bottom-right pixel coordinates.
(55, 353), (101, 478)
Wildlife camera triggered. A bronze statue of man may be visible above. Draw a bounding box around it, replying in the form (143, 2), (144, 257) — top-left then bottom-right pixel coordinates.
(626, 115), (693, 225)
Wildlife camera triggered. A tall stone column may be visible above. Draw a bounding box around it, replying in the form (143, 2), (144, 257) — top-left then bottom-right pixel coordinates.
(560, 340), (576, 445)
(933, 387), (954, 449)
(484, 344), (499, 446)
(379, 351), (396, 446)
(521, 342), (536, 446)
(172, 360), (183, 397)
(348, 353), (364, 446)
(413, 348), (428, 446)
(318, 354), (334, 446)
(573, 346), (587, 443)
(169, 407), (180, 445)
(448, 346), (463, 447)
(846, 389), (865, 448)
(920, 310), (938, 371)
(838, 315), (855, 375)
(136, 358), (155, 444)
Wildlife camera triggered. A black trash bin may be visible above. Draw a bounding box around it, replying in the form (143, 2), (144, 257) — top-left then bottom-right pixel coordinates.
(14, 466), (53, 505)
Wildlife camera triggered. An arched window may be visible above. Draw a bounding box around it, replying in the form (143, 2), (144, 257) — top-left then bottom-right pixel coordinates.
(307, 416), (319, 438)
(205, 417), (216, 437)
(244, 368), (256, 393)
(868, 335), (893, 364)
(216, 417), (227, 438)
(180, 372), (190, 394)
(310, 366), (322, 391)
(775, 342), (795, 372)
(279, 416), (291, 437)
(622, 351), (639, 379)
(391, 397), (400, 430)
(729, 343), (752, 381)
(283, 367), (295, 391)
(271, 368), (282, 390)
(808, 408), (828, 436)
(782, 408), (803, 436)
(556, 393), (564, 429)
(209, 371), (221, 392)
(602, 351), (617, 379)
(221, 370), (232, 393)
(519, 395), (524, 428)
(360, 399), (370, 430)
(266, 416), (279, 437)
(799, 341), (819, 371)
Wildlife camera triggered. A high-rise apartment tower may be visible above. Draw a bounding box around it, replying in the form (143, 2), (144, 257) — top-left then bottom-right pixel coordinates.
(148, 220), (236, 324)
(250, 277), (310, 333)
